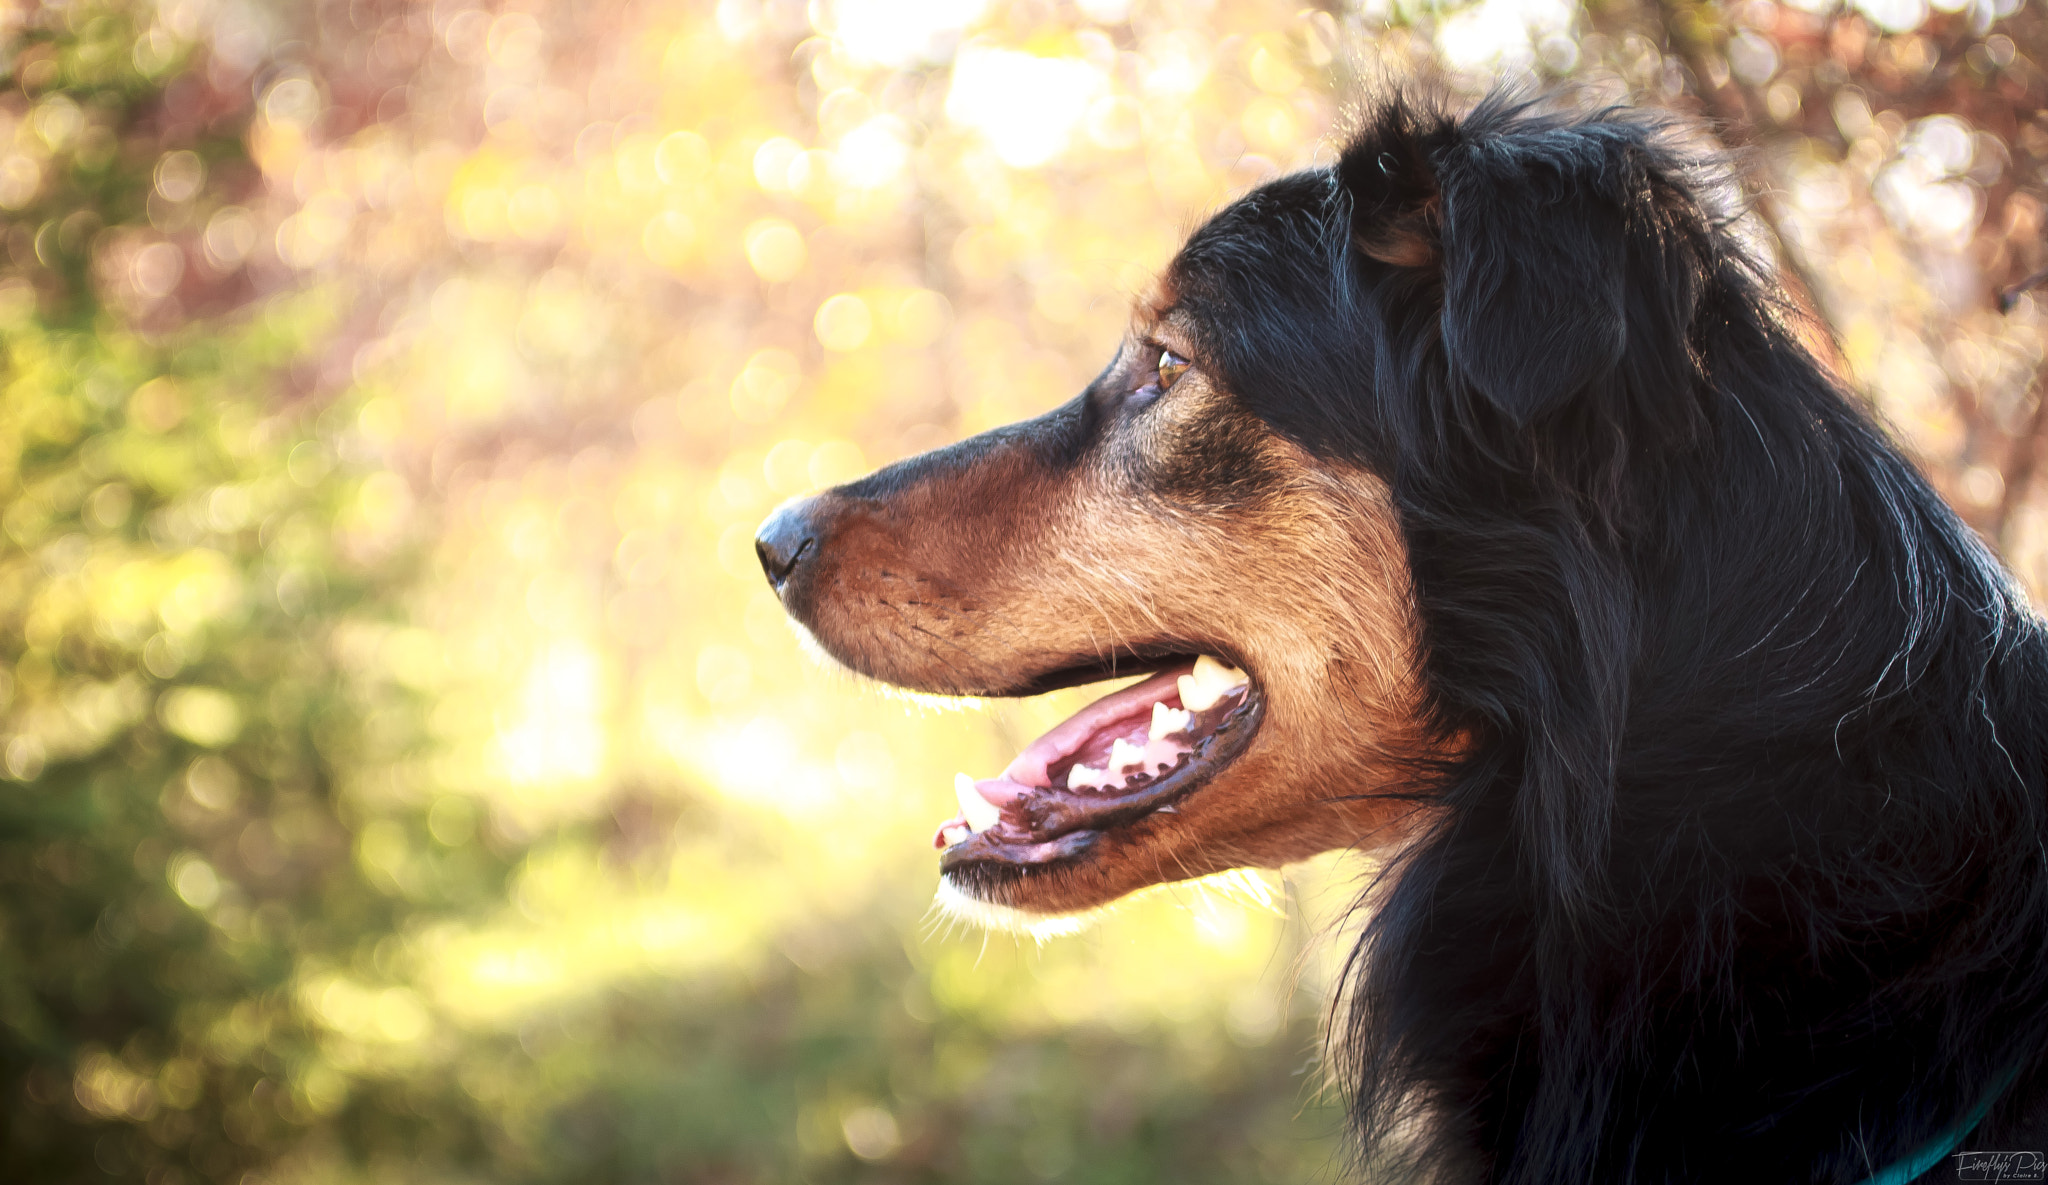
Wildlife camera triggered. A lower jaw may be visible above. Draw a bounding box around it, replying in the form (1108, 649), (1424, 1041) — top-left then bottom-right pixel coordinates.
(933, 809), (1285, 930)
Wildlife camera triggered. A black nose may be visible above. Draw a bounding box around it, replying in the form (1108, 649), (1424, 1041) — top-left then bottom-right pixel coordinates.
(755, 502), (816, 592)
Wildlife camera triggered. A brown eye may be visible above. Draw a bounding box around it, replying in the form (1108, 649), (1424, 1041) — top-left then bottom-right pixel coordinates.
(1156, 350), (1190, 391)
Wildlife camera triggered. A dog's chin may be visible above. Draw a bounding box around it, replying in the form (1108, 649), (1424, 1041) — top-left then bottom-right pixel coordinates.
(910, 651), (1272, 922)
(929, 879), (1100, 936)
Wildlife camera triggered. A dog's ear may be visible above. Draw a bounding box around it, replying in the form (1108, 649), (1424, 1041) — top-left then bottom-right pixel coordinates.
(1341, 116), (1633, 428)
(1437, 142), (1629, 427)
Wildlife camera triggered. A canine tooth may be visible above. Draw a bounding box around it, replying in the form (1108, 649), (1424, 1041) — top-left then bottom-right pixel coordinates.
(954, 772), (1000, 833)
(1109, 737), (1145, 771)
(1194, 654), (1248, 692)
(1180, 656), (1248, 712)
(1150, 702), (1193, 740)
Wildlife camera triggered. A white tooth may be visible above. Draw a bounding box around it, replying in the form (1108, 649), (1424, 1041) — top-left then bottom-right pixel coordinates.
(954, 772), (1000, 833)
(1109, 737), (1144, 772)
(1193, 654), (1249, 695)
(1180, 656), (1248, 711)
(1066, 762), (1104, 790)
(941, 824), (971, 847)
(1149, 702), (1193, 740)
(1156, 804), (1177, 814)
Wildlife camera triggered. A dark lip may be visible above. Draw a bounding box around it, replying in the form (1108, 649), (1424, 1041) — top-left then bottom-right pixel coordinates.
(936, 677), (1266, 878)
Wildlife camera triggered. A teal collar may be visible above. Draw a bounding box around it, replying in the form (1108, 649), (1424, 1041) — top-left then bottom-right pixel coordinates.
(1851, 1064), (2021, 1185)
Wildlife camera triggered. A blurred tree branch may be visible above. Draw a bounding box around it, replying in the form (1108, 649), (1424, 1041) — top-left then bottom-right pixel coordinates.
(1637, 0), (1840, 330)
(1996, 358), (2048, 541)
(1609, 0), (2048, 547)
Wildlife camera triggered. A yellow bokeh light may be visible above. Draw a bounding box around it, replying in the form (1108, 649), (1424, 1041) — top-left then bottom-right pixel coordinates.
(1247, 39), (1303, 94)
(742, 217), (806, 281)
(730, 348), (802, 422)
(496, 640), (607, 785)
(813, 292), (873, 351)
(945, 47), (1107, 168)
(1240, 95), (1300, 153)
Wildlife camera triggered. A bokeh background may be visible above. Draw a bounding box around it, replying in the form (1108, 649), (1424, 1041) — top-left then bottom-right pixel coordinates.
(0, 0), (2043, 1181)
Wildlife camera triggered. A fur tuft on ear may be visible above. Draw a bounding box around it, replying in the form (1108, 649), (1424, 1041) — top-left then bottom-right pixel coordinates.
(1335, 100), (1443, 270)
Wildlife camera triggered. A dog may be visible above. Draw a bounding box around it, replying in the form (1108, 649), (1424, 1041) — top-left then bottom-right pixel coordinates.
(755, 95), (2048, 1183)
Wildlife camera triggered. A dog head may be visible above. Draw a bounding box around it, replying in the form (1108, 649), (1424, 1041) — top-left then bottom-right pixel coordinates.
(757, 96), (1728, 924)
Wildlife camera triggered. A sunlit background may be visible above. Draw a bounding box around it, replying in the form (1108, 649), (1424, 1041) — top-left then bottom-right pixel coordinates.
(0, 0), (2043, 1180)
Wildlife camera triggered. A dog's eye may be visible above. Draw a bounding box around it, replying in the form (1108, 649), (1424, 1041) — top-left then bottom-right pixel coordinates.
(1124, 346), (1192, 410)
(1156, 350), (1190, 392)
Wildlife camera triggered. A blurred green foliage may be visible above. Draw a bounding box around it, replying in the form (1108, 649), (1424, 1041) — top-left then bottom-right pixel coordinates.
(0, 9), (502, 1181)
(0, 3), (1357, 1182)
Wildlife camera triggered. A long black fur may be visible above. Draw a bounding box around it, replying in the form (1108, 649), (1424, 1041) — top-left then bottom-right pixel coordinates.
(1167, 95), (2048, 1183)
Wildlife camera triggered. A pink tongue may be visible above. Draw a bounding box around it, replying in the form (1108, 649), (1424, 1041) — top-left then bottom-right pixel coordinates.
(968, 665), (1193, 809)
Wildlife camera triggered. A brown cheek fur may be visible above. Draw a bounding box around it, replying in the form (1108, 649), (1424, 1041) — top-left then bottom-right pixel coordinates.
(972, 435), (1446, 914)
(792, 388), (1453, 917)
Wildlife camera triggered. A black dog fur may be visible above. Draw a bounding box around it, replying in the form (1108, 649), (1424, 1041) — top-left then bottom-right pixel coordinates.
(1172, 96), (2048, 1183)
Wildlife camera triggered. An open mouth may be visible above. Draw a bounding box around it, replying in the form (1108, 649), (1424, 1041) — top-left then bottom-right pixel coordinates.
(933, 655), (1263, 872)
